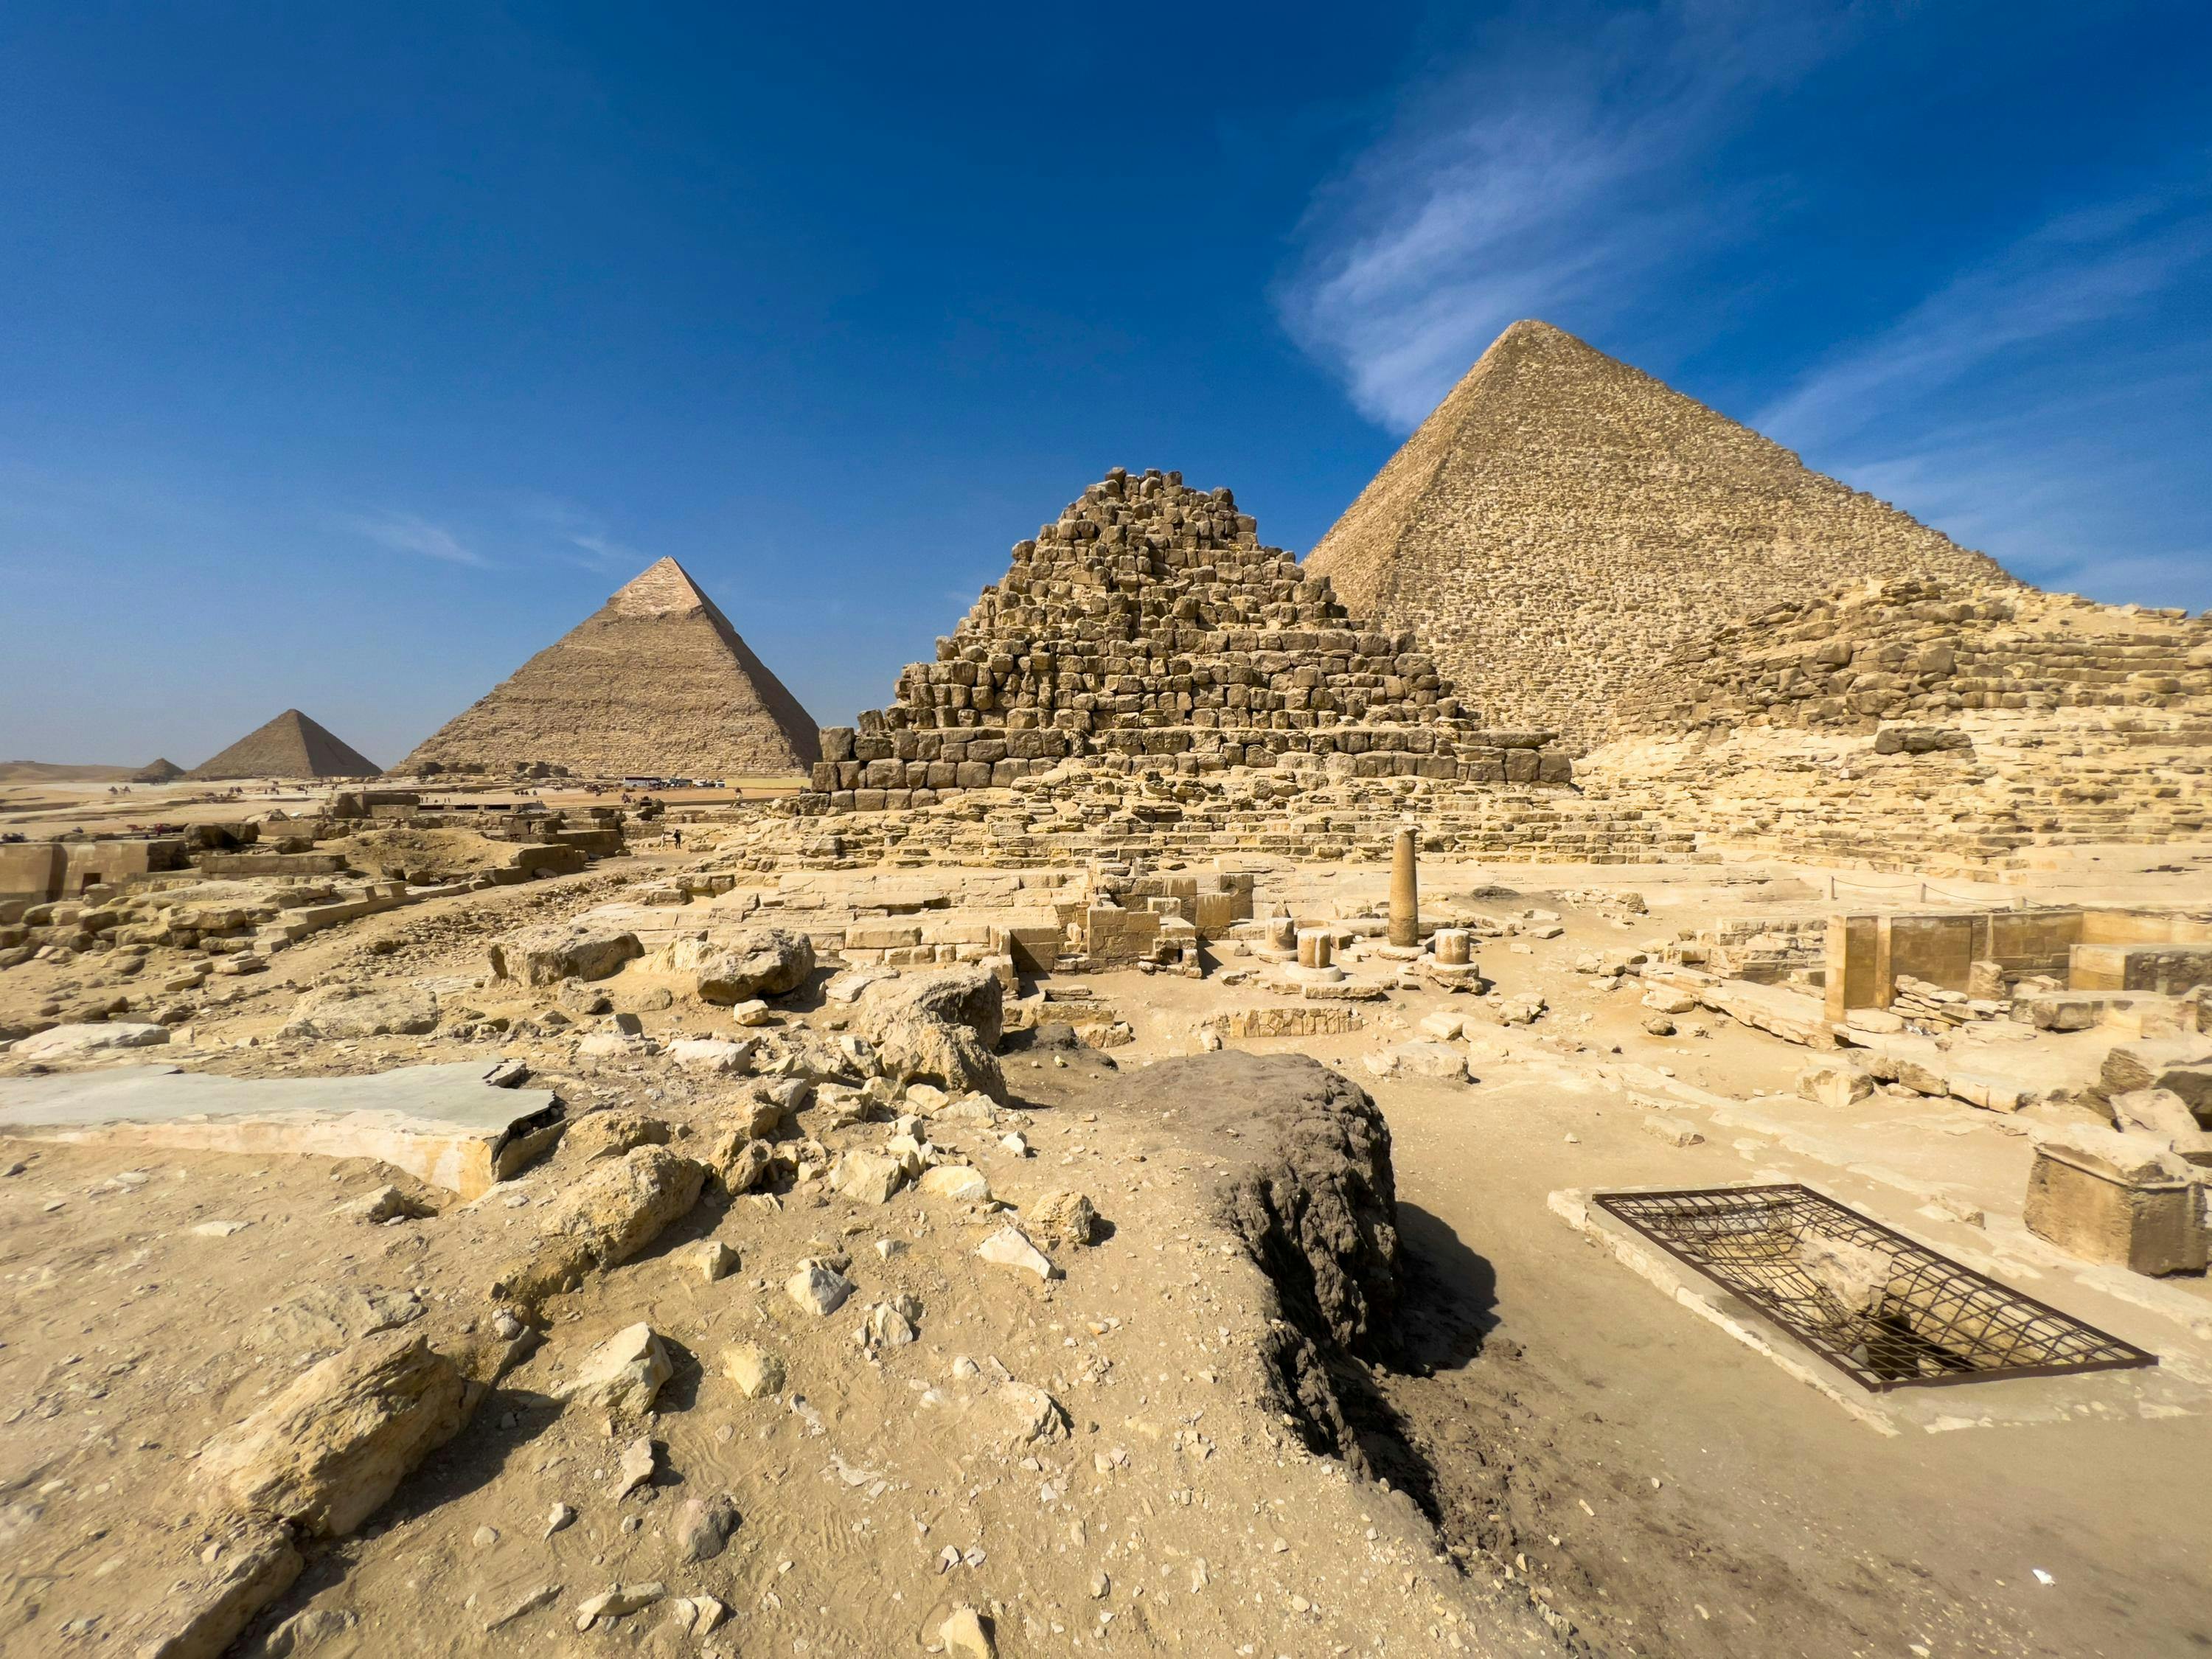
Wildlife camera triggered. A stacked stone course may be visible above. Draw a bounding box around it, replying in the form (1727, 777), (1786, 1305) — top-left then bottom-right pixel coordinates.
(803, 467), (1574, 816)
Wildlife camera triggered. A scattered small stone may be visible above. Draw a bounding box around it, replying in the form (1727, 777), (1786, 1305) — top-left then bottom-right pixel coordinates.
(786, 1259), (855, 1316)
(919, 1164), (991, 1203)
(665, 1594), (731, 1635)
(558, 1324), (673, 1418)
(684, 1239), (740, 1282)
(483, 1582), (561, 1632)
(336, 1185), (430, 1224)
(977, 1225), (1057, 1280)
(612, 1435), (656, 1500)
(722, 1341), (787, 1399)
(672, 1493), (740, 1562)
(1026, 1190), (1100, 1247)
(575, 1582), (666, 1631)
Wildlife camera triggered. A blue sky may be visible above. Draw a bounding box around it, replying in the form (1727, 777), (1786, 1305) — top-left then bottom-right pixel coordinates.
(2, 1), (2207, 768)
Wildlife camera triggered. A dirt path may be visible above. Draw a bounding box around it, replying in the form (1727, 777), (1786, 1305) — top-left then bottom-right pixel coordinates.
(1371, 1068), (2212, 1659)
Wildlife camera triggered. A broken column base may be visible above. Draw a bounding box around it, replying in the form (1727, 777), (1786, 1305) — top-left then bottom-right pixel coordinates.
(1418, 961), (1484, 992)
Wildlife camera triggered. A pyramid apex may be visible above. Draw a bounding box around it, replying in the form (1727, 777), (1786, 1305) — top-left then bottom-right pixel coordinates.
(1484, 318), (1593, 356)
(612, 556), (711, 616)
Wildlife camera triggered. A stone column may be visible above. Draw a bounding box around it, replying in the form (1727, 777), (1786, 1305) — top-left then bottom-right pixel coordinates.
(1388, 827), (1419, 949)
(1295, 928), (1333, 970)
(1433, 928), (1470, 966)
(1264, 915), (1298, 954)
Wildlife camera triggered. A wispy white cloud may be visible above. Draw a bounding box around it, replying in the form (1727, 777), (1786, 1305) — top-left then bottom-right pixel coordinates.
(1754, 175), (2212, 606)
(1278, 0), (1856, 430)
(344, 509), (485, 566)
(1757, 184), (2212, 449)
(514, 494), (646, 573)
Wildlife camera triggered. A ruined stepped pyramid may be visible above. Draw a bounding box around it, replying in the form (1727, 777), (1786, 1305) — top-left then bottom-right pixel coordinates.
(186, 710), (379, 779)
(804, 465), (1576, 813)
(394, 557), (820, 780)
(1304, 319), (2020, 751)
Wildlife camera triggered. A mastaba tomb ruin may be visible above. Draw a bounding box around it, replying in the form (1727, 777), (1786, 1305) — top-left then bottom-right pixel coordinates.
(394, 555), (820, 782)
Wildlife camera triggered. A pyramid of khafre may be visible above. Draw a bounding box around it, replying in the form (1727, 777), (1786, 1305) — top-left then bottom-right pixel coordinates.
(394, 557), (819, 779)
(186, 710), (379, 779)
(1304, 319), (2021, 749)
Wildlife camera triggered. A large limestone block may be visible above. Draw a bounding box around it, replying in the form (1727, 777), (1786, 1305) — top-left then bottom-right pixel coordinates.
(652, 929), (815, 1003)
(495, 1144), (706, 1304)
(196, 1330), (466, 1536)
(1797, 1058), (1874, 1107)
(855, 967), (1007, 1102)
(2023, 1132), (2207, 1276)
(667, 1036), (756, 1074)
(280, 983), (439, 1040)
(828, 1150), (909, 1205)
(489, 920), (642, 987)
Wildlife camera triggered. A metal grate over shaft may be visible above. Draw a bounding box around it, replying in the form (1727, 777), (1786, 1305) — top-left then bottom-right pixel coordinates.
(1594, 1185), (2157, 1393)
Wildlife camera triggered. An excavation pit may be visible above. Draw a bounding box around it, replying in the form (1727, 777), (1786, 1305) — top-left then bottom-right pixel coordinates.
(1593, 1184), (2158, 1393)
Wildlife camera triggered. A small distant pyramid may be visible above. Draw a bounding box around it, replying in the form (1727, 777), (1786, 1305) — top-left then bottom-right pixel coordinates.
(186, 711), (379, 779)
(393, 557), (820, 779)
(1304, 320), (2021, 748)
(131, 759), (184, 783)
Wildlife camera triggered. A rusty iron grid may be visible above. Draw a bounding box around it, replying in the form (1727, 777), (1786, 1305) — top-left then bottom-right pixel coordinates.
(1593, 1184), (2158, 1393)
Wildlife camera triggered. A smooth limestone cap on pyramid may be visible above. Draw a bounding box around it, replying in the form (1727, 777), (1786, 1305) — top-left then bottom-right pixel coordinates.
(1303, 319), (2022, 751)
(393, 557), (820, 780)
(185, 710), (379, 779)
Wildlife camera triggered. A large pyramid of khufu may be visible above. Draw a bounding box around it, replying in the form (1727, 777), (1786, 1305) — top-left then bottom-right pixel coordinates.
(804, 466), (1576, 813)
(186, 710), (379, 779)
(393, 557), (820, 780)
(1304, 320), (2021, 750)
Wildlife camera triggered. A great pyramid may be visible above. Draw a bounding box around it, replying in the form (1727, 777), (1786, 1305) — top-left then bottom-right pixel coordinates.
(394, 557), (819, 780)
(1304, 319), (2021, 750)
(187, 711), (379, 779)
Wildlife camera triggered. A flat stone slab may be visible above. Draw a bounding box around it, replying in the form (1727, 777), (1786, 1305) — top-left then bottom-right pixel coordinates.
(0, 1061), (563, 1198)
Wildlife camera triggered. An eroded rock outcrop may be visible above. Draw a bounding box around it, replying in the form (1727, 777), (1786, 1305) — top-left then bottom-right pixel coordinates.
(1086, 1051), (1400, 1469)
(195, 1330), (467, 1537)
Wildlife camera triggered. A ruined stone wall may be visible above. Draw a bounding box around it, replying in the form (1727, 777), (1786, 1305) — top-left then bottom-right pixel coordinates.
(807, 468), (1574, 813)
(1621, 578), (2212, 736)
